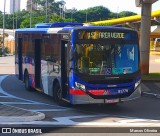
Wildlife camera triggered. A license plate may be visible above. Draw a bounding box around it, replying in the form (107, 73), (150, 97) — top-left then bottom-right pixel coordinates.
(105, 99), (119, 103)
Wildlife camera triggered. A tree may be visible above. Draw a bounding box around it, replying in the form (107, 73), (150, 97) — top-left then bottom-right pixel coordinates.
(118, 11), (137, 18)
(32, 0), (66, 22)
(87, 6), (111, 21)
(65, 8), (77, 22)
(73, 6), (111, 23)
(0, 12), (3, 28)
(20, 14), (45, 28)
(50, 15), (75, 23)
(0, 3), (138, 29)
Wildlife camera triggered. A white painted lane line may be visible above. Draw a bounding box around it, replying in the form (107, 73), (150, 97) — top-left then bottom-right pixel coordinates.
(0, 102), (43, 105)
(117, 119), (159, 123)
(0, 96), (10, 98)
(52, 115), (100, 125)
(30, 109), (69, 112)
(0, 75), (71, 109)
(0, 75), (9, 95)
(53, 115), (160, 125)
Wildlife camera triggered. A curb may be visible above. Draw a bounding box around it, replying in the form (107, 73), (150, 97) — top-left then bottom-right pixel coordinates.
(0, 75), (45, 122)
(0, 104), (45, 122)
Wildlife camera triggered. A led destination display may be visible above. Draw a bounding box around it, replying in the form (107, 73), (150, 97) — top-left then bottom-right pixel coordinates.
(78, 30), (126, 40)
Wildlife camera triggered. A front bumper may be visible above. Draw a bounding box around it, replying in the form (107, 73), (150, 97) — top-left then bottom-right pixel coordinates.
(70, 84), (141, 104)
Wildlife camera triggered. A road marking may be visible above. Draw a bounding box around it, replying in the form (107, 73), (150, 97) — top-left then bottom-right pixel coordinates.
(53, 115), (100, 125)
(52, 115), (160, 125)
(0, 75), (71, 109)
(0, 102), (41, 105)
(0, 96), (10, 98)
(1, 75), (160, 127)
(30, 109), (69, 112)
(0, 115), (160, 127)
(117, 119), (159, 123)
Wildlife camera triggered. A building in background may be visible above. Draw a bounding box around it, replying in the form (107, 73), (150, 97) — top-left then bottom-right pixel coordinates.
(10, 0), (21, 14)
(27, 0), (38, 11)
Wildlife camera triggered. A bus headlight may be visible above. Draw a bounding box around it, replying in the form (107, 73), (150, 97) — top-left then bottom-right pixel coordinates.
(75, 82), (86, 91)
(134, 80), (141, 89)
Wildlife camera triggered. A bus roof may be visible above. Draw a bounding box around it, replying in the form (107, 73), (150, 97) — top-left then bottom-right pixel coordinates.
(35, 22), (83, 28)
(16, 22), (135, 34)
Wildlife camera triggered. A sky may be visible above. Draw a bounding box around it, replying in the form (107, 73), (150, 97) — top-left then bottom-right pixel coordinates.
(0, 0), (160, 14)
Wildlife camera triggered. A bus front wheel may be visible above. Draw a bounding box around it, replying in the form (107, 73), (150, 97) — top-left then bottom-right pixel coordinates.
(53, 83), (65, 105)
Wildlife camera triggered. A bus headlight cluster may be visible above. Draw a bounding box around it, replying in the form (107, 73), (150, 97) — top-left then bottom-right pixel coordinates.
(75, 82), (86, 91)
(134, 80), (141, 89)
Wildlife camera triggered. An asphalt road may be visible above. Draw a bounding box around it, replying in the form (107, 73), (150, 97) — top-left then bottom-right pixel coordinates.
(1, 75), (160, 126)
(0, 55), (160, 135)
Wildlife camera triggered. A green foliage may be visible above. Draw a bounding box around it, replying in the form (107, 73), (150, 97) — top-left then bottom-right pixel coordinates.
(20, 15), (45, 28)
(50, 15), (75, 23)
(0, 2), (137, 28)
(32, 0), (65, 22)
(50, 15), (64, 22)
(118, 11), (137, 18)
(142, 73), (160, 81)
(72, 6), (112, 23)
(0, 47), (10, 56)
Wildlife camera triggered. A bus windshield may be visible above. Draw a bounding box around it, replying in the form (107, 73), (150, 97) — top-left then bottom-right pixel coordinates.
(74, 43), (139, 75)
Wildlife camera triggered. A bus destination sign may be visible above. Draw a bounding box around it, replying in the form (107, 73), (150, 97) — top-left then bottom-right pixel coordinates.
(78, 31), (126, 40)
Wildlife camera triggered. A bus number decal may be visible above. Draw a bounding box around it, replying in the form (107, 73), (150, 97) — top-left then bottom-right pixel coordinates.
(118, 89), (128, 94)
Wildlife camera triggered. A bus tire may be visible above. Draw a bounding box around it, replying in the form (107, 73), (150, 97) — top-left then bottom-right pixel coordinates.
(24, 72), (32, 91)
(53, 83), (66, 105)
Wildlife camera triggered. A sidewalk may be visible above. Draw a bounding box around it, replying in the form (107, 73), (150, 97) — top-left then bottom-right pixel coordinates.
(0, 56), (45, 122)
(150, 50), (160, 56)
(0, 104), (45, 122)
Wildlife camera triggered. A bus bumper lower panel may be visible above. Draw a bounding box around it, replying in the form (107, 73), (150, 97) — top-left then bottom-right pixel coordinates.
(70, 85), (141, 104)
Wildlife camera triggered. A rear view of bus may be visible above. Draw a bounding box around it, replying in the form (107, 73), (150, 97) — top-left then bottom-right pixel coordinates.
(69, 27), (141, 104)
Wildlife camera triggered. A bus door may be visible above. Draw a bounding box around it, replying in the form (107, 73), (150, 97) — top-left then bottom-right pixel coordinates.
(34, 39), (41, 89)
(18, 38), (23, 80)
(61, 40), (70, 98)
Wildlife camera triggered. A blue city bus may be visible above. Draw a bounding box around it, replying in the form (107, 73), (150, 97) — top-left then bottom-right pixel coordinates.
(15, 22), (141, 105)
